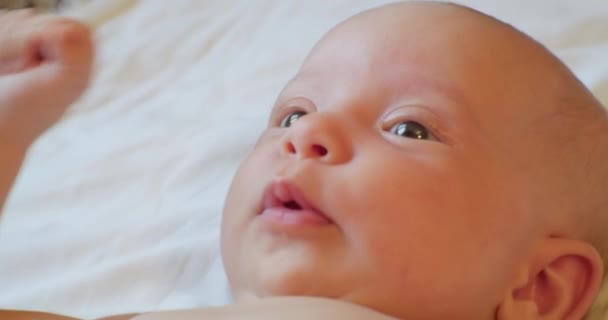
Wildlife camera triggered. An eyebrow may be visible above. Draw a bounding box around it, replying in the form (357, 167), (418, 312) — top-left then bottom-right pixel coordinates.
(271, 77), (323, 111)
(390, 69), (472, 113)
(390, 68), (471, 110)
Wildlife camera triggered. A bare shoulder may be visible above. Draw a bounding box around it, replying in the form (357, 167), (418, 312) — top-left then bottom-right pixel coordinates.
(0, 310), (79, 320)
(135, 297), (397, 320)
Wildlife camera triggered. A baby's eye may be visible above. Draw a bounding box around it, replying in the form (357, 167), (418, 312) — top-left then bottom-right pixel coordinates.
(389, 121), (430, 140)
(280, 111), (307, 128)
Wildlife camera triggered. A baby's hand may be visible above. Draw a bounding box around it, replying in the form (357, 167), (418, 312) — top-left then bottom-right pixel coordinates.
(0, 9), (93, 150)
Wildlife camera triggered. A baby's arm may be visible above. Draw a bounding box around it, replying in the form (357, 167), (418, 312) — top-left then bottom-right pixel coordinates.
(0, 11), (95, 317)
(0, 9), (93, 211)
(0, 140), (26, 211)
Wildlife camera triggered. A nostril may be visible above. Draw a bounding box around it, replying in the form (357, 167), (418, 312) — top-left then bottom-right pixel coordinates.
(286, 142), (296, 154)
(312, 144), (328, 156)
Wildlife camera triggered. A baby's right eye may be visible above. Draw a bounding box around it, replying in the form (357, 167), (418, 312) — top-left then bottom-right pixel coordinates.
(280, 111), (307, 128)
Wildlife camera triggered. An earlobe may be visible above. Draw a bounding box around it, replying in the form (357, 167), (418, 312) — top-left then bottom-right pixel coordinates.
(496, 266), (539, 319)
(496, 237), (603, 320)
(496, 291), (538, 319)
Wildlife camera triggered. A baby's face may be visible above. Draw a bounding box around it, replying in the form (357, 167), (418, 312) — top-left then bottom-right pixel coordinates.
(222, 4), (554, 320)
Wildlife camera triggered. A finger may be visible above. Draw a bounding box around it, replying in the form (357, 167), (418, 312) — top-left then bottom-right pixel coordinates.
(0, 10), (93, 74)
(37, 17), (94, 69)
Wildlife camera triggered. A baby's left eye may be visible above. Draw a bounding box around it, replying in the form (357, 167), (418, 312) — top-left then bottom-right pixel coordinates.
(389, 121), (430, 140)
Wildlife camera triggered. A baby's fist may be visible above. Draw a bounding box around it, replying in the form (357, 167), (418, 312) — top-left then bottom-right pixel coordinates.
(0, 10), (93, 150)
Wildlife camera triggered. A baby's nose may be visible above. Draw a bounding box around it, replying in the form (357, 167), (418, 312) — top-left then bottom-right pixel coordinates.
(280, 113), (352, 164)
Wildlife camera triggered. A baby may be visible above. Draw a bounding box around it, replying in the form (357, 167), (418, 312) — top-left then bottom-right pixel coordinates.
(1, 1), (607, 320)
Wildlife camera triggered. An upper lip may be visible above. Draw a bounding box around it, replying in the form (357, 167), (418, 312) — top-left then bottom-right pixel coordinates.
(260, 178), (332, 221)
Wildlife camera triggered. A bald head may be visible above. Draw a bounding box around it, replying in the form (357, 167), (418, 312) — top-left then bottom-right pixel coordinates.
(303, 1), (598, 144)
(295, 0), (608, 316)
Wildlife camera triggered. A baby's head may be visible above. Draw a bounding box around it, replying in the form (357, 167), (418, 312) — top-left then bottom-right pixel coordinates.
(220, 1), (608, 319)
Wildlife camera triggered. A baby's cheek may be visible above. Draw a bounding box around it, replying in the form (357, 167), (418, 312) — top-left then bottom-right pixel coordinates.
(356, 237), (499, 320)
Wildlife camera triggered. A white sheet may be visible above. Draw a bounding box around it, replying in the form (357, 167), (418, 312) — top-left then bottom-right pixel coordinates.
(0, 0), (607, 319)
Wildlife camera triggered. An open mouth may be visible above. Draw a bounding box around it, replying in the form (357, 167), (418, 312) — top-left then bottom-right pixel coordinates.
(283, 200), (302, 210)
(260, 179), (333, 226)
(262, 179), (315, 211)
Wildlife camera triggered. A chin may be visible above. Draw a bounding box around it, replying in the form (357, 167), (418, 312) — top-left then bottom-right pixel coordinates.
(248, 263), (336, 299)
(224, 248), (329, 300)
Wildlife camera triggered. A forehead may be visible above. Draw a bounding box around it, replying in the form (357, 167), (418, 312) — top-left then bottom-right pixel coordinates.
(300, 7), (510, 101)
(297, 36), (467, 106)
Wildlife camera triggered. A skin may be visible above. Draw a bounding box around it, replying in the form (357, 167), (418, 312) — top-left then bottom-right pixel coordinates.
(222, 2), (605, 320)
(1, 2), (606, 320)
(0, 9), (93, 211)
(0, 8), (394, 320)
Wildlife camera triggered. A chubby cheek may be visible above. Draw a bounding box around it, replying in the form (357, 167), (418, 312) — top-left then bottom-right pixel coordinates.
(339, 149), (474, 248)
(333, 149), (508, 316)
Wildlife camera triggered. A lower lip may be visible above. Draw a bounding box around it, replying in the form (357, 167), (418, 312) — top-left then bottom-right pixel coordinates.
(260, 207), (332, 228)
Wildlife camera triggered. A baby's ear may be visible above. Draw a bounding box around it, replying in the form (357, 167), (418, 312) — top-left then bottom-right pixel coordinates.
(496, 237), (603, 320)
